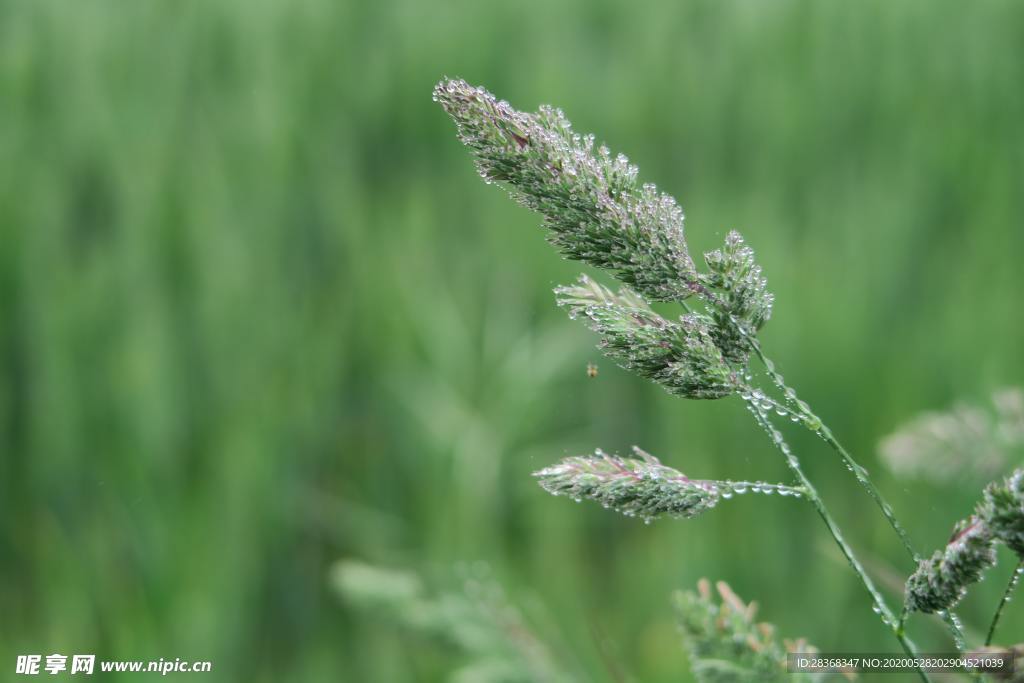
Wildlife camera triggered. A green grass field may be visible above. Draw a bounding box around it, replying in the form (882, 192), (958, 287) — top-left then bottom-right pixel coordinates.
(2, 0), (1023, 680)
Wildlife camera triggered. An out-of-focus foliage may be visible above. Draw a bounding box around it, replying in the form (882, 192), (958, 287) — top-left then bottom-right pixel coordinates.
(331, 561), (574, 682)
(3, 0), (1024, 681)
(969, 645), (1024, 683)
(879, 388), (1024, 484)
(673, 579), (834, 683)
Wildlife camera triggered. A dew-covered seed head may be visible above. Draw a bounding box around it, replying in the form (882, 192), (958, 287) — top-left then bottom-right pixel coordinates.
(701, 231), (774, 365)
(533, 448), (720, 521)
(674, 579), (821, 680)
(554, 274), (734, 400)
(434, 78), (698, 303)
(905, 516), (997, 614)
(980, 468), (1024, 557)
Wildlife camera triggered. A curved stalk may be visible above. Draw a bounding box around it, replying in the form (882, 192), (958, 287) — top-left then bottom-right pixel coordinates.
(939, 611), (967, 652)
(749, 341), (969, 650)
(746, 402), (932, 683)
(985, 559), (1023, 646)
(750, 340), (919, 562)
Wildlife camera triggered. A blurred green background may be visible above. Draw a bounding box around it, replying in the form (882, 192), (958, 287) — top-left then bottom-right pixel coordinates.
(2, 0), (1023, 680)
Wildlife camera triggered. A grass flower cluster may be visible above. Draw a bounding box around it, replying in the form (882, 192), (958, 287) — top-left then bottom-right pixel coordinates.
(906, 469), (1024, 621)
(905, 517), (997, 614)
(435, 78), (1024, 681)
(901, 467), (1024, 653)
(554, 275), (734, 399)
(674, 579), (827, 683)
(984, 469), (1024, 556)
(534, 447), (803, 523)
(432, 79), (697, 303)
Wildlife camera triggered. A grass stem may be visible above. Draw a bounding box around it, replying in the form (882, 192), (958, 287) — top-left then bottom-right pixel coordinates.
(985, 559), (1023, 647)
(746, 403), (932, 683)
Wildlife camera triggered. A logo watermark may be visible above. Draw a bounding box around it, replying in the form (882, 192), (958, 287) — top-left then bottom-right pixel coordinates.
(15, 655), (212, 676)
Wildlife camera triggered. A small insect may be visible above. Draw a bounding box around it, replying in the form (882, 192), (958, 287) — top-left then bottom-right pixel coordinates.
(586, 362), (599, 378)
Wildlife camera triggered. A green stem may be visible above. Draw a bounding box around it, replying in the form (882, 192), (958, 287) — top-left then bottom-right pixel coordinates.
(750, 341), (919, 563)
(985, 559), (1023, 647)
(897, 604), (910, 637)
(939, 611), (966, 652)
(749, 341), (969, 651)
(746, 402), (932, 683)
